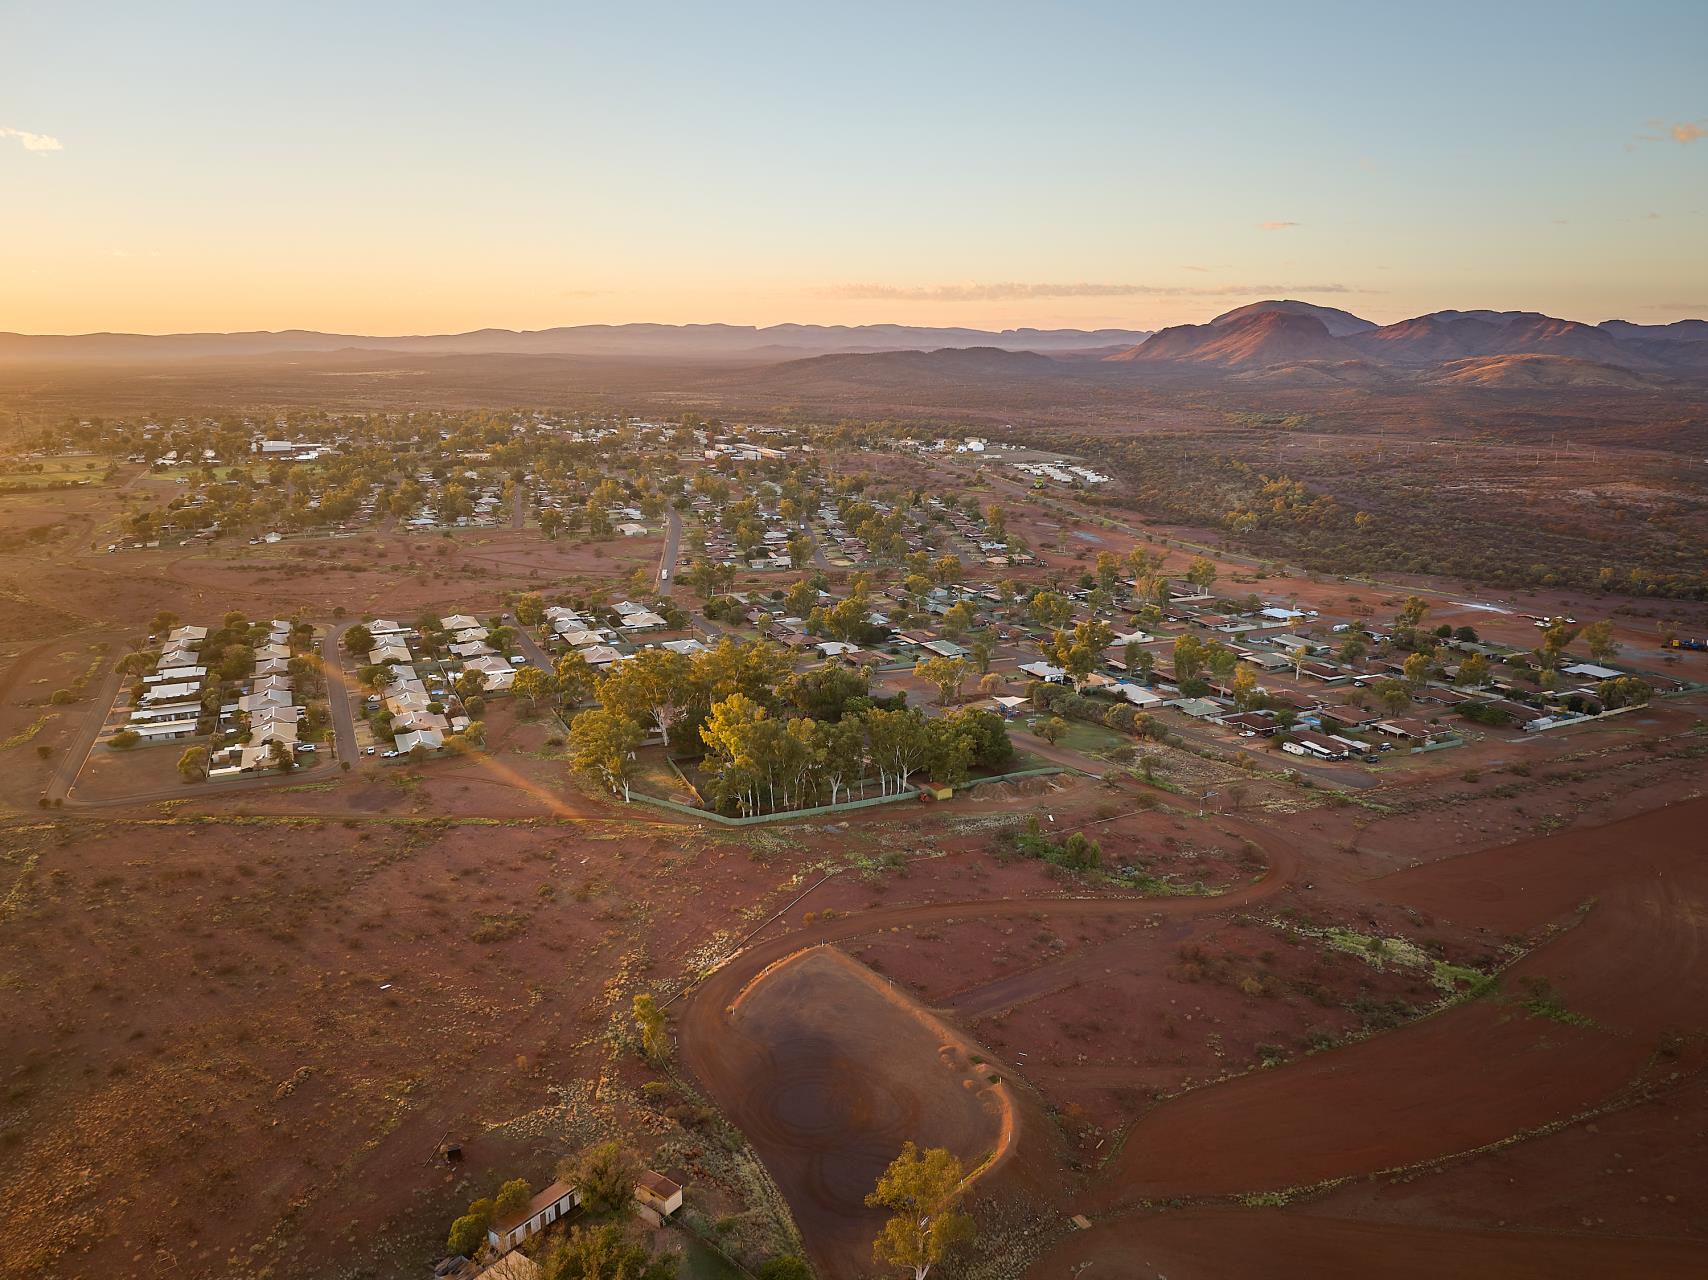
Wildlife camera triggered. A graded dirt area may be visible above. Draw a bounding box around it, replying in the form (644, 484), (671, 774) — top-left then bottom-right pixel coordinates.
(1036, 1207), (1708, 1279)
(674, 787), (1708, 1279)
(707, 947), (1012, 1278)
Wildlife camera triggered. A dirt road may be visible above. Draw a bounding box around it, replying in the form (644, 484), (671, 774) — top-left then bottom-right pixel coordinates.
(680, 792), (1708, 1278)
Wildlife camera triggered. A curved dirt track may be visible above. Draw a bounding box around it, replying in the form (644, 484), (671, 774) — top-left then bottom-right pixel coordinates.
(709, 947), (1020, 1277)
(677, 821), (1297, 1276)
(682, 798), (1708, 1277)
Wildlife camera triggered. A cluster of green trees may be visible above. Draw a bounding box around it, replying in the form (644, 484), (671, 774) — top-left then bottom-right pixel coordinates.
(697, 697), (1012, 815)
(564, 637), (1013, 815)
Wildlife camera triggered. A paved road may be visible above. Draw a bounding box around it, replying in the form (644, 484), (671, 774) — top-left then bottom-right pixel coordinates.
(657, 507), (683, 596)
(510, 486), (525, 531)
(508, 622), (555, 672)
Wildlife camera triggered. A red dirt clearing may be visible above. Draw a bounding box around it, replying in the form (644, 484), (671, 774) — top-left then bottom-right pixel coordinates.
(1039, 1207), (1708, 1279)
(708, 947), (1013, 1279)
(1086, 797), (1708, 1207)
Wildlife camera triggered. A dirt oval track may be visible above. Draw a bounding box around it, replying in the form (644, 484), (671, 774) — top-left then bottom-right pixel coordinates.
(680, 801), (1708, 1279)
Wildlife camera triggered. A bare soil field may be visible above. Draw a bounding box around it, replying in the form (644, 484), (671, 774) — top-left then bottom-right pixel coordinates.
(1035, 1206), (1708, 1279)
(2, 382), (1706, 1280)
(707, 947), (1011, 1278)
(671, 777), (1708, 1278)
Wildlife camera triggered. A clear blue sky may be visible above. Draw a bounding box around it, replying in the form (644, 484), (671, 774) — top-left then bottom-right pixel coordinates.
(1, 0), (1703, 332)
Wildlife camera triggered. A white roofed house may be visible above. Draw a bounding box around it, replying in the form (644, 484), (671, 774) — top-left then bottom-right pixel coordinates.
(151, 663), (207, 683)
(449, 639), (495, 660)
(238, 688), (295, 714)
(578, 644), (624, 668)
(1561, 662), (1623, 681)
(391, 709), (450, 736)
(394, 727), (446, 754)
(132, 717), (200, 742)
(464, 655), (516, 691)
(386, 688), (432, 716)
(370, 640), (413, 666)
(545, 606), (589, 630)
(144, 681), (204, 704)
(1116, 682), (1164, 707)
(1019, 661), (1069, 683)
(249, 717), (298, 747)
(441, 614), (481, 633)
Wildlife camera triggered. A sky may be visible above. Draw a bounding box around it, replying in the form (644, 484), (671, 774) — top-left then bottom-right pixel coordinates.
(1, 0), (1704, 335)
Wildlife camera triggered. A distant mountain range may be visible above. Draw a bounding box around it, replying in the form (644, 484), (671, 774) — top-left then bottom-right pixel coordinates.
(4, 305), (1703, 392)
(0, 322), (1153, 365)
(1114, 301), (1708, 382)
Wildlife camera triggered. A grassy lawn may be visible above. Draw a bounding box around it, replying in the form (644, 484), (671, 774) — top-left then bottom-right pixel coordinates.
(677, 1238), (745, 1280)
(0, 457), (109, 488)
(632, 747), (700, 801)
(1030, 717), (1129, 758)
(150, 465), (247, 482)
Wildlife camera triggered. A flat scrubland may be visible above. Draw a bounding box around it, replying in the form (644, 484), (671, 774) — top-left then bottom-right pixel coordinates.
(1, 378), (1706, 1280)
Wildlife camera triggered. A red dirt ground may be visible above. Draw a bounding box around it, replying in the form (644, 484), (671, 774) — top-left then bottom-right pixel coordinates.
(1036, 1206), (1708, 1279)
(709, 947), (1012, 1279)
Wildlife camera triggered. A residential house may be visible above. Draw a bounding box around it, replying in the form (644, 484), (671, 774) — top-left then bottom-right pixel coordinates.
(486, 1181), (581, 1253)
(1284, 729), (1353, 761)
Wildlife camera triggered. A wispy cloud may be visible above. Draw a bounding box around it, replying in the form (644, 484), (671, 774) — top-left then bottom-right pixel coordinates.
(1, 125), (63, 153)
(1258, 220), (1299, 231)
(820, 281), (1358, 303)
(1635, 118), (1705, 146)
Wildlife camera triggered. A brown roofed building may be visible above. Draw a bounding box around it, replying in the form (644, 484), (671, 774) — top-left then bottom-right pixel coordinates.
(486, 1181), (580, 1253)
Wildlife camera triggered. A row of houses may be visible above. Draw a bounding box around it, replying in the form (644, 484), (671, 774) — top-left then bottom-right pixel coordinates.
(438, 613), (518, 694)
(208, 620), (310, 773)
(543, 602), (676, 669)
(366, 619), (458, 753)
(127, 624), (211, 743)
